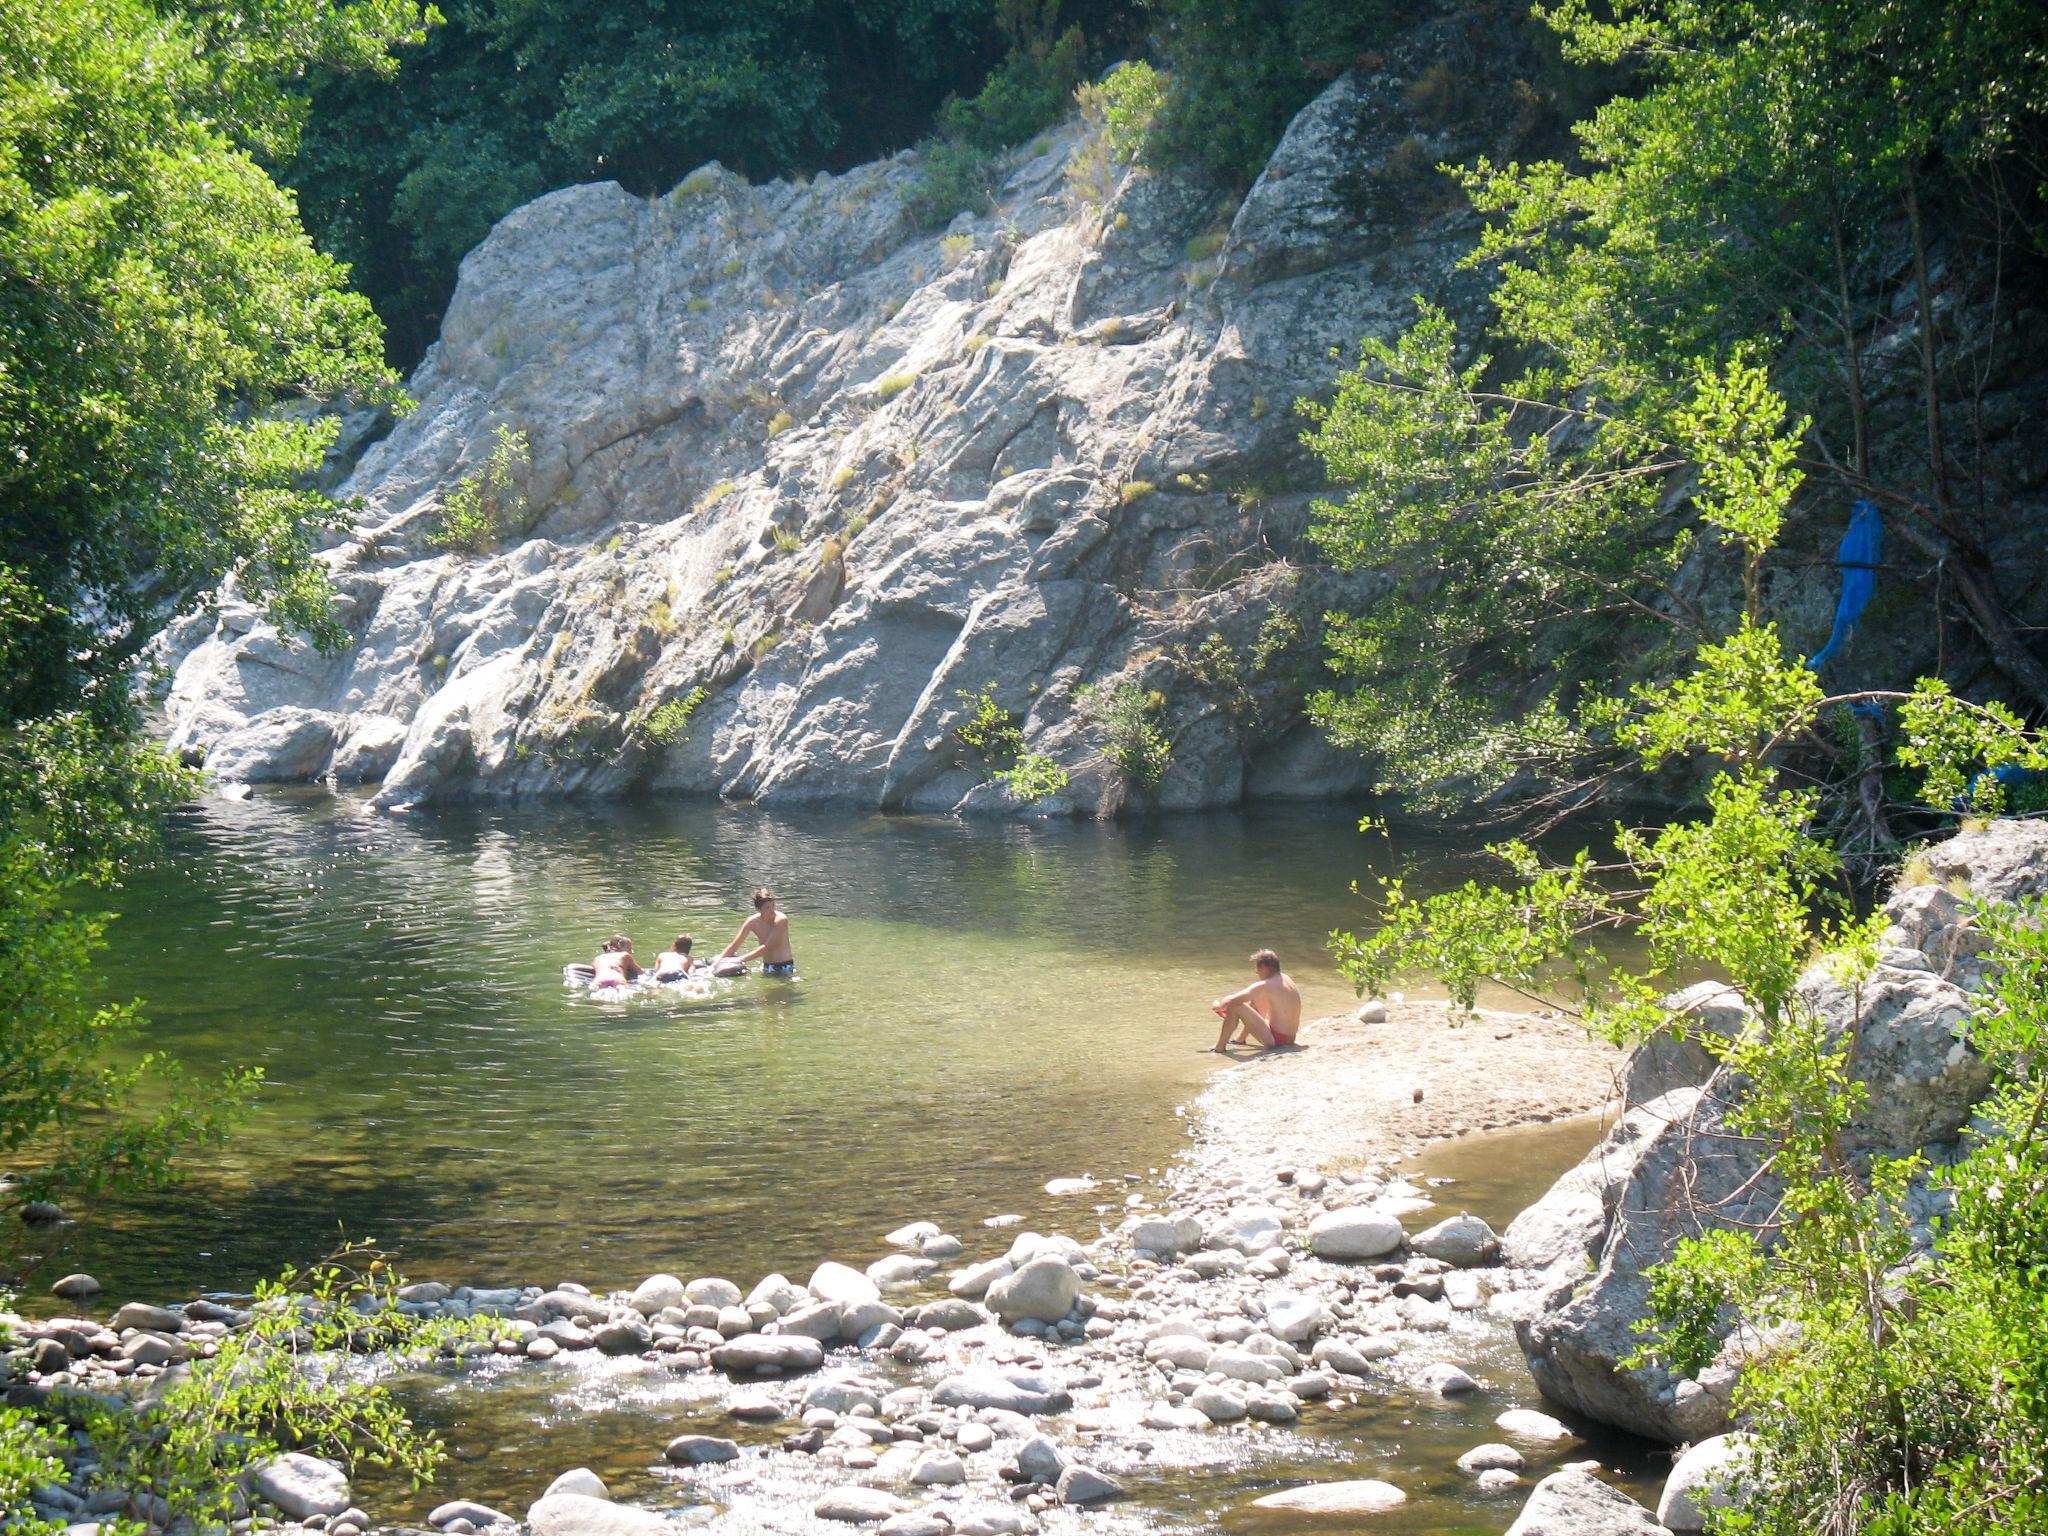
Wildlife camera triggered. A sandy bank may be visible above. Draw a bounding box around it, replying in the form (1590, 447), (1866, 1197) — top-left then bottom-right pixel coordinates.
(1187, 1002), (1625, 1178)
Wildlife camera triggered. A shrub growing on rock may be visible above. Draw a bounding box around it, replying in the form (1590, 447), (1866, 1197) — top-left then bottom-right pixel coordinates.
(1076, 680), (1171, 790)
(427, 426), (532, 552)
(1336, 362), (2048, 1535)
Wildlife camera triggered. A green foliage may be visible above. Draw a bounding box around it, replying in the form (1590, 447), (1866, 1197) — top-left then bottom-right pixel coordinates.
(1118, 479), (1155, 503)
(998, 752), (1069, 803)
(907, 138), (999, 227)
(877, 372), (918, 402)
(1328, 403), (2048, 1535)
(953, 685), (1025, 767)
(82, 1246), (496, 1528)
(0, 1411), (61, 1536)
(1142, 0), (1397, 184)
(426, 426), (532, 551)
(642, 688), (708, 747)
(1076, 680), (1171, 789)
(0, 0), (416, 731)
(292, 2), (1121, 356)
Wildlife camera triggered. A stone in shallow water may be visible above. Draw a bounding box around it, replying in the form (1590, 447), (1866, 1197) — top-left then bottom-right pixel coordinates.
(49, 1275), (100, 1301)
(628, 1275), (685, 1315)
(253, 1454), (351, 1520)
(526, 1494), (675, 1536)
(1056, 1465), (1121, 1505)
(1496, 1407), (1576, 1443)
(1307, 1208), (1404, 1260)
(1252, 1480), (1407, 1514)
(986, 1256), (1081, 1325)
(428, 1501), (511, 1528)
(1458, 1443), (1526, 1473)
(812, 1487), (906, 1524)
(1191, 1384), (1247, 1423)
(932, 1369), (1072, 1416)
(1505, 1469), (1665, 1535)
(663, 1435), (739, 1466)
(711, 1332), (824, 1376)
(542, 1470), (607, 1502)
(810, 1262), (881, 1306)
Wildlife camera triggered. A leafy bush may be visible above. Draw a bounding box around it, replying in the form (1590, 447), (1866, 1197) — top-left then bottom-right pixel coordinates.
(953, 685), (1024, 767)
(940, 232), (975, 268)
(1086, 59), (1165, 162)
(642, 687), (707, 747)
(1144, 0), (1397, 185)
(427, 426), (532, 552)
(907, 137), (999, 228)
(877, 372), (917, 402)
(937, 20), (1085, 153)
(765, 409), (795, 437)
(1076, 680), (1171, 789)
(998, 752), (1069, 802)
(81, 1247), (494, 1528)
(1335, 365), (2048, 1536)
(1118, 479), (1155, 503)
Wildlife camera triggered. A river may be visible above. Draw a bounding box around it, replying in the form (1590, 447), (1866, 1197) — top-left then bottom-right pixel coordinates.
(64, 793), (1649, 1533)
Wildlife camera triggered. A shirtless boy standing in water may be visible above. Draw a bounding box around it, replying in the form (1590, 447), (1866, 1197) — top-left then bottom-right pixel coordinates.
(1208, 949), (1301, 1051)
(721, 887), (796, 976)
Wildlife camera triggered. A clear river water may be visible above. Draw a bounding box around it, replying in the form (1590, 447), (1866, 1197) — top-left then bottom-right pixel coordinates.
(61, 793), (1653, 1534)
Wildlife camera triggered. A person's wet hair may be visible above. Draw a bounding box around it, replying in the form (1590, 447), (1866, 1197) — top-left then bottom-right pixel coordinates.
(1251, 948), (1281, 975)
(753, 887), (774, 910)
(675, 934), (694, 954)
(607, 934), (634, 953)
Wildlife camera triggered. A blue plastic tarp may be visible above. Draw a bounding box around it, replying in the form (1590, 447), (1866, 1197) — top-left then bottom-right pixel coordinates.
(1807, 499), (1882, 670)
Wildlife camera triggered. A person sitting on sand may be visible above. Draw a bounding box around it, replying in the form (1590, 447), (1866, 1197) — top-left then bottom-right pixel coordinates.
(653, 934), (702, 980)
(591, 934), (642, 988)
(720, 887), (796, 976)
(1207, 949), (1301, 1052)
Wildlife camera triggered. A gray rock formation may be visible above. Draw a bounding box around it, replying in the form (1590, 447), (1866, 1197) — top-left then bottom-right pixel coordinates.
(155, 18), (1533, 815)
(1503, 821), (2032, 1443)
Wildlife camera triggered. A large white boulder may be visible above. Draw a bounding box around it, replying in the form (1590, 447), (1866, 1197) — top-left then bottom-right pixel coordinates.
(252, 1454), (351, 1520)
(1308, 1207), (1404, 1260)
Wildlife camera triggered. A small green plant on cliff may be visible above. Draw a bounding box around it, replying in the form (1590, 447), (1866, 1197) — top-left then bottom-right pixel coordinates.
(427, 426), (531, 552)
(997, 752), (1068, 804)
(1334, 365), (2048, 1536)
(1076, 679), (1171, 790)
(641, 688), (707, 747)
(1066, 61), (1165, 212)
(876, 371), (916, 403)
(78, 1244), (498, 1528)
(953, 685), (1023, 767)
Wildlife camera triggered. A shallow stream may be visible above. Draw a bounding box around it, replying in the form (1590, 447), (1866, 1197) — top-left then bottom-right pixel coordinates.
(61, 795), (1654, 1533)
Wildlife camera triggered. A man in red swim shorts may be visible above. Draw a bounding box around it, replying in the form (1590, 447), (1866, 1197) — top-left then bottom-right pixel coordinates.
(1207, 949), (1302, 1052)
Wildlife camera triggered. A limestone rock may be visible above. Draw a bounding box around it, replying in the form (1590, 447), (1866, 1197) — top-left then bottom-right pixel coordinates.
(526, 1494), (675, 1536)
(1504, 1470), (1666, 1536)
(1410, 1212), (1499, 1267)
(1307, 1208), (1404, 1261)
(253, 1454), (351, 1520)
(986, 1255), (1081, 1325)
(1657, 1434), (1753, 1532)
(1251, 1481), (1407, 1514)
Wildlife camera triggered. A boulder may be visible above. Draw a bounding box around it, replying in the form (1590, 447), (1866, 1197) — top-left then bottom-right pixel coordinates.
(662, 1435), (740, 1467)
(985, 1256), (1081, 1325)
(710, 1333), (825, 1375)
(809, 1262), (881, 1306)
(1496, 1408), (1577, 1443)
(745, 1273), (806, 1315)
(773, 1301), (845, 1342)
(1262, 1291), (1326, 1343)
(813, 1487), (906, 1524)
(884, 1221), (942, 1249)
(1504, 1469), (1666, 1536)
(911, 1299), (982, 1332)
(542, 1471), (608, 1502)
(1410, 1212), (1499, 1267)
(429, 1501), (512, 1528)
(1457, 1444), (1526, 1474)
(592, 1314), (651, 1355)
(525, 1494), (675, 1536)
(1211, 1205), (1284, 1252)
(1015, 1435), (1066, 1483)
(865, 1255), (934, 1291)
(49, 1275), (100, 1302)
(931, 1369), (1072, 1416)
(1657, 1433), (1753, 1532)
(628, 1275), (685, 1315)
(110, 1303), (181, 1333)
(947, 1257), (1013, 1299)
(1127, 1214), (1203, 1256)
(1251, 1481), (1407, 1514)
(686, 1277), (744, 1309)
(253, 1454), (351, 1520)
(1054, 1466), (1121, 1505)
(1307, 1208), (1404, 1261)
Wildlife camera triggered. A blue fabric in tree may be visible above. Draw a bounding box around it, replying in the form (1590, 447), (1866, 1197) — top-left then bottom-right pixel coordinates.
(1807, 499), (1882, 670)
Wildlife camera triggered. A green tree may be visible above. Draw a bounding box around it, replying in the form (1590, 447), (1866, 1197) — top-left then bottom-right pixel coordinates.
(0, 0), (421, 1261)
(1304, 0), (2048, 828)
(1333, 377), (2048, 1536)
(1142, 0), (1395, 184)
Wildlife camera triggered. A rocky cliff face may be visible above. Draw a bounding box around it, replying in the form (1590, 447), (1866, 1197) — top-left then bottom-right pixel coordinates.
(1499, 818), (2048, 1444)
(158, 16), (1538, 814)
